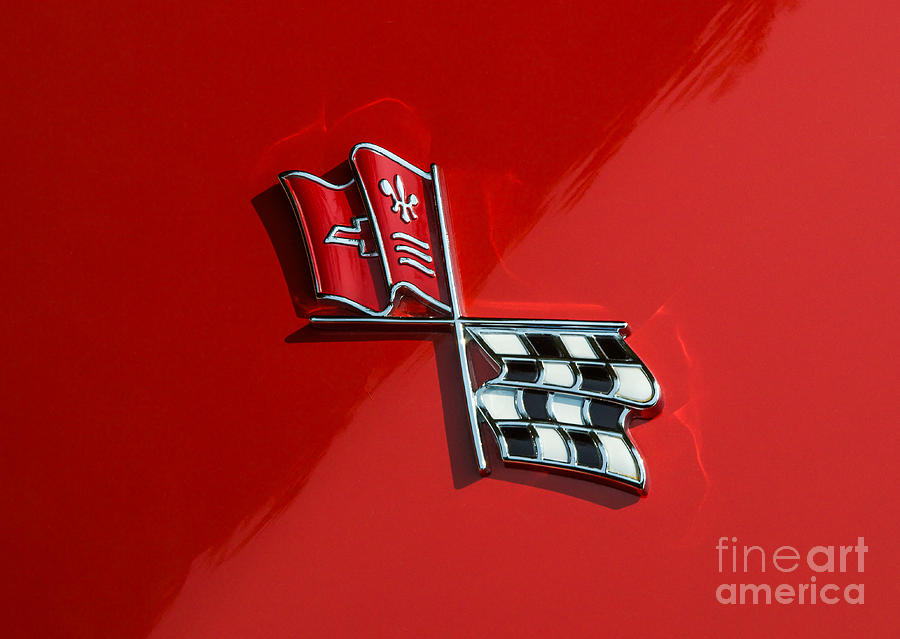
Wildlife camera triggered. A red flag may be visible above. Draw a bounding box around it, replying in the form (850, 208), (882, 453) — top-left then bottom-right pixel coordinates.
(278, 172), (389, 314)
(279, 144), (454, 317)
(350, 144), (453, 315)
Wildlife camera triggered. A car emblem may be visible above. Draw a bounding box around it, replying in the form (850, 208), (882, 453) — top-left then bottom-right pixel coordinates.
(279, 143), (661, 494)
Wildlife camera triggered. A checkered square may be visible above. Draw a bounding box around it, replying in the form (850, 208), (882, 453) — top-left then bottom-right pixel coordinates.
(466, 325), (660, 491)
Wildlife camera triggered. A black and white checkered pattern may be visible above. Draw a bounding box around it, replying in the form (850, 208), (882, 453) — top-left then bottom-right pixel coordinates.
(466, 326), (659, 491)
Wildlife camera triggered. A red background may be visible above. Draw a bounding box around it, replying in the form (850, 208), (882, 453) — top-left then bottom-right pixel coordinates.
(1, 1), (897, 637)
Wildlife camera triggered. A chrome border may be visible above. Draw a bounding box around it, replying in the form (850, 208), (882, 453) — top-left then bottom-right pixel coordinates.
(284, 143), (662, 494)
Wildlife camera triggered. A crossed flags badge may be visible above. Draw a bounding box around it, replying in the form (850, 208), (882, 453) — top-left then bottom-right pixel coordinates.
(279, 143), (661, 494)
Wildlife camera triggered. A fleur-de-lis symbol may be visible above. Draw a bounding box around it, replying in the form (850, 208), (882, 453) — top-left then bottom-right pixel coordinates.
(378, 174), (419, 223)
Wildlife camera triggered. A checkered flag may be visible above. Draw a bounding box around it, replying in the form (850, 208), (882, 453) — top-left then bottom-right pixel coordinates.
(465, 323), (659, 492)
(283, 143), (664, 494)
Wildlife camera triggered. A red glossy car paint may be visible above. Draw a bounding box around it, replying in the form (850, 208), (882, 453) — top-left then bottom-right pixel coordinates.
(1, 1), (898, 637)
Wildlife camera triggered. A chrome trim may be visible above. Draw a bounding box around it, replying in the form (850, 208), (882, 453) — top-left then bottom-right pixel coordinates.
(285, 143), (661, 493)
(348, 143), (452, 316)
(393, 244), (433, 263)
(390, 231), (430, 249)
(324, 215), (380, 258)
(397, 256), (436, 276)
